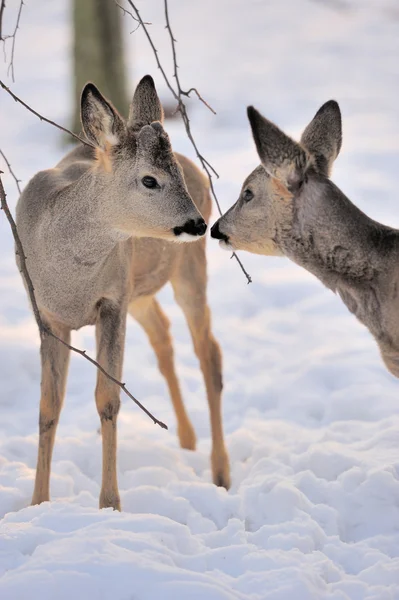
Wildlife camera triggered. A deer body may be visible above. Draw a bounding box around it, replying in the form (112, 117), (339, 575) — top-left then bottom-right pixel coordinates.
(17, 145), (133, 329)
(211, 100), (399, 378)
(16, 76), (229, 511)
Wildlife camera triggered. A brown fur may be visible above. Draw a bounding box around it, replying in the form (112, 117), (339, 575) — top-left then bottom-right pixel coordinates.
(271, 178), (294, 203)
(95, 143), (113, 173)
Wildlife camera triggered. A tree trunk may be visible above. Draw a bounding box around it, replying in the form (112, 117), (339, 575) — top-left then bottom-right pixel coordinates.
(72, 0), (128, 134)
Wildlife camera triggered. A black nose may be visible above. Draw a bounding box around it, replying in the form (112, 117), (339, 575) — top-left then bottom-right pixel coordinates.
(211, 221), (229, 242)
(174, 218), (207, 237)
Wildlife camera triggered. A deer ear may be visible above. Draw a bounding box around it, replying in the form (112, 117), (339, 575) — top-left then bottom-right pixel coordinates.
(128, 75), (164, 131)
(300, 100), (342, 176)
(81, 83), (125, 149)
(247, 106), (310, 192)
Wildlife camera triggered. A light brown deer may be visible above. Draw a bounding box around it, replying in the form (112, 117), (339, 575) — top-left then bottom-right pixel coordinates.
(212, 100), (399, 380)
(16, 76), (230, 511)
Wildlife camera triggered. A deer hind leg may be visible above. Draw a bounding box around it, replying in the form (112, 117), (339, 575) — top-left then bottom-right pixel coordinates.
(171, 244), (230, 489)
(95, 300), (127, 510)
(32, 320), (71, 505)
(129, 295), (196, 451)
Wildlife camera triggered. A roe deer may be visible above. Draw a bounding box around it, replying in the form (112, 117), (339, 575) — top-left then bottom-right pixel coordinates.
(16, 75), (229, 511)
(211, 100), (399, 378)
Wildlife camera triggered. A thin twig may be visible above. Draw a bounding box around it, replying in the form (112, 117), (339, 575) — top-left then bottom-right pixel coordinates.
(0, 171), (167, 430)
(0, 148), (21, 194)
(182, 88), (216, 115)
(0, 0), (6, 41)
(6, 0), (23, 82)
(115, 0), (151, 33)
(119, 0), (251, 283)
(0, 79), (95, 148)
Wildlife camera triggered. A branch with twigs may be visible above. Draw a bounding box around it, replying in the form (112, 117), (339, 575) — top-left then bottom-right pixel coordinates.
(118, 0), (252, 284)
(6, 0), (23, 82)
(0, 0), (250, 432)
(0, 155), (167, 431)
(0, 79), (95, 148)
(114, 0), (151, 33)
(0, 0), (24, 82)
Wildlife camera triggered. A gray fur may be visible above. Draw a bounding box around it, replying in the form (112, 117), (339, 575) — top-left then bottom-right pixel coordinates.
(81, 83), (126, 148)
(16, 78), (203, 331)
(247, 106), (310, 191)
(127, 74), (164, 130)
(16, 77), (227, 510)
(213, 101), (399, 377)
(300, 100), (342, 176)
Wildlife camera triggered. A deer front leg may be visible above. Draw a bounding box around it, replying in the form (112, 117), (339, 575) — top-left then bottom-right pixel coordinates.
(32, 321), (71, 505)
(95, 300), (126, 510)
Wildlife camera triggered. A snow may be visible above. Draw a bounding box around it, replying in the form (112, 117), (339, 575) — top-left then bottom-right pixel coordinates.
(0, 0), (399, 598)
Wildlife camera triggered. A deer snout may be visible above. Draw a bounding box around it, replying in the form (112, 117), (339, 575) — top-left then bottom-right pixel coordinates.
(173, 217), (207, 240)
(211, 220), (235, 252)
(211, 220), (229, 243)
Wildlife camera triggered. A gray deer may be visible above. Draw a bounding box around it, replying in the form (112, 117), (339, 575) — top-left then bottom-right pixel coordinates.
(16, 75), (230, 511)
(211, 100), (399, 378)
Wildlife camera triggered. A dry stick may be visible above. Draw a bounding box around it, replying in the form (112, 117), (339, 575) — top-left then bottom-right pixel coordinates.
(0, 0), (5, 41)
(0, 171), (167, 430)
(0, 79), (95, 149)
(121, 0), (252, 283)
(122, 1), (219, 177)
(0, 148), (21, 193)
(114, 0), (151, 33)
(183, 87), (216, 116)
(6, 0), (23, 82)
(164, 0), (252, 283)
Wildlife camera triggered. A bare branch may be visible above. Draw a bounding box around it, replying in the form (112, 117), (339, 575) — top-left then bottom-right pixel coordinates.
(182, 88), (216, 115)
(0, 79), (95, 148)
(0, 148), (21, 194)
(6, 0), (23, 82)
(0, 171), (167, 430)
(164, 0), (251, 283)
(0, 0), (6, 41)
(122, 1), (178, 100)
(115, 0), (151, 32)
(119, 0), (252, 283)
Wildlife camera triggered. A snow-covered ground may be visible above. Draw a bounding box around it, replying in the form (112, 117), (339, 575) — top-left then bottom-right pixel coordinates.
(0, 0), (399, 598)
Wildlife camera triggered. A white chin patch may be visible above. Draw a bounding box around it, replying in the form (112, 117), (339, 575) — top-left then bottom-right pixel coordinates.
(174, 232), (202, 243)
(219, 240), (235, 252)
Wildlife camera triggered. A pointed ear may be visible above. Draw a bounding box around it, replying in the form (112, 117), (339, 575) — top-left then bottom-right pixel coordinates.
(81, 83), (125, 149)
(247, 106), (310, 192)
(300, 100), (342, 176)
(127, 75), (164, 131)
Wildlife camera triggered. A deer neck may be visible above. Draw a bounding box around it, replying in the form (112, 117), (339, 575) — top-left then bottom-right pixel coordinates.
(284, 177), (399, 344)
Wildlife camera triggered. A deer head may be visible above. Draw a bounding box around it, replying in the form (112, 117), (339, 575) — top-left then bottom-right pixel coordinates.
(81, 75), (206, 242)
(211, 101), (342, 257)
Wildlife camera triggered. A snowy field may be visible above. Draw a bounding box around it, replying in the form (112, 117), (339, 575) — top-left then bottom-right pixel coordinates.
(1, 0), (399, 598)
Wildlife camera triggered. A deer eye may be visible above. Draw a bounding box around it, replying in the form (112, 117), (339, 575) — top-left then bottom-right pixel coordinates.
(243, 189), (254, 202)
(142, 176), (158, 189)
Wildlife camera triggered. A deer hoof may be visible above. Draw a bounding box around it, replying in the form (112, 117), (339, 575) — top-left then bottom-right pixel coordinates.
(212, 448), (231, 490)
(99, 491), (121, 511)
